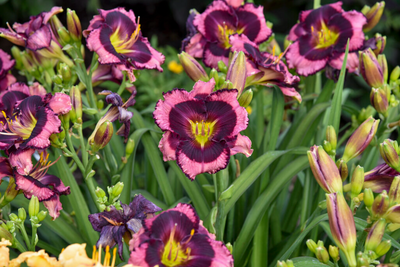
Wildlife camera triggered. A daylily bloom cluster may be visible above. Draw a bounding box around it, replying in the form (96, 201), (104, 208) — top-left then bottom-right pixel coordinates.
(129, 203), (233, 266)
(84, 7), (165, 82)
(0, 82), (72, 219)
(183, 0), (272, 69)
(154, 78), (253, 180)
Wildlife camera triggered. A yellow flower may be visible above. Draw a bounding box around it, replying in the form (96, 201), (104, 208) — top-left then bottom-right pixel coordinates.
(9, 250), (61, 267)
(0, 238), (12, 267)
(59, 244), (93, 267)
(168, 60), (183, 74)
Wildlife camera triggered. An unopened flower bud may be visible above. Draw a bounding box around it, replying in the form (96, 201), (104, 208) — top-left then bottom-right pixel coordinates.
(37, 211), (47, 222)
(18, 208), (26, 221)
(357, 254), (369, 267)
(365, 218), (387, 252)
(372, 190), (390, 218)
(285, 260), (294, 267)
(326, 192), (357, 267)
(276, 261), (288, 267)
(308, 146), (342, 193)
(91, 121), (113, 152)
(326, 125), (337, 151)
(378, 54), (388, 84)
(329, 245), (340, 262)
(178, 52), (209, 82)
(371, 88), (388, 115)
(218, 60), (228, 73)
(57, 27), (71, 46)
(10, 46), (23, 69)
(359, 49), (385, 88)
(226, 51), (246, 95)
(351, 166), (364, 198)
(95, 187), (106, 199)
(316, 246), (329, 264)
(238, 89), (253, 108)
(125, 138), (135, 157)
(0, 226), (13, 243)
(5, 180), (18, 202)
(342, 116), (379, 162)
(97, 99), (104, 110)
(390, 66), (400, 82)
(380, 140), (400, 172)
(67, 8), (82, 41)
(387, 223), (400, 232)
(364, 188), (375, 207)
(61, 64), (72, 83)
(362, 2), (385, 32)
(29, 196), (40, 217)
(336, 159), (348, 181)
(9, 213), (18, 222)
(70, 86), (82, 124)
(373, 34), (387, 56)
(306, 239), (318, 253)
(210, 68), (219, 84)
(53, 75), (63, 85)
(376, 240), (391, 257)
(323, 140), (333, 154)
(111, 182), (124, 198)
(389, 176), (400, 205)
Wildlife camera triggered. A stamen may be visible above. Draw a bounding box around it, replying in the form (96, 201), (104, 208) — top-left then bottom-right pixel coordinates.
(174, 242), (181, 261)
(111, 248), (117, 267)
(201, 121), (205, 136)
(183, 229), (195, 245)
(272, 45), (276, 56)
(98, 245), (102, 263)
(92, 245), (96, 260)
(195, 122), (199, 135)
(104, 246), (110, 266)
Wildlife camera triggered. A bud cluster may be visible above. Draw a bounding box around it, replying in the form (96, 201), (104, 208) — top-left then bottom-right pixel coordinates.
(95, 182), (125, 212)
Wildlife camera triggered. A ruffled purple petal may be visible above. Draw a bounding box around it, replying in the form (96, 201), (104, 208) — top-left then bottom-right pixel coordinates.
(83, 14), (104, 38)
(226, 0), (243, 8)
(159, 131), (180, 161)
(203, 42), (230, 69)
(0, 74), (16, 92)
(183, 33), (206, 58)
(26, 26), (52, 51)
(37, 174), (70, 195)
(328, 51), (359, 73)
(0, 28), (26, 47)
(43, 194), (63, 220)
(14, 173), (55, 201)
(236, 3), (272, 44)
(189, 78), (216, 100)
(176, 139), (230, 180)
(0, 49), (15, 79)
(127, 194), (162, 220)
(227, 133), (253, 157)
(0, 157), (13, 181)
(101, 8), (136, 39)
(364, 163), (399, 193)
(86, 26), (123, 65)
(181, 9), (199, 51)
(88, 206), (125, 232)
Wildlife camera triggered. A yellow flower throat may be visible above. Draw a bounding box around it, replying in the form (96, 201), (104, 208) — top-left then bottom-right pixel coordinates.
(311, 21), (339, 49)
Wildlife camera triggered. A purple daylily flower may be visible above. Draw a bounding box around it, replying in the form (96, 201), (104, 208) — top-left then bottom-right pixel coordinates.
(89, 90), (135, 143)
(0, 152), (70, 219)
(0, 88), (71, 151)
(129, 203), (233, 267)
(364, 163), (400, 193)
(286, 2), (367, 76)
(183, 0), (272, 69)
(84, 8), (165, 82)
(88, 194), (162, 259)
(230, 34), (301, 102)
(153, 78), (253, 180)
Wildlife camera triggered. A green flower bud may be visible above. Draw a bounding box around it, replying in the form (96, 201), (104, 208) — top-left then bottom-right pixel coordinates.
(336, 159), (348, 181)
(57, 27), (71, 46)
(0, 226), (13, 243)
(378, 54), (388, 84)
(111, 182), (124, 198)
(53, 75), (63, 85)
(371, 88), (388, 116)
(365, 218), (386, 252)
(18, 208), (26, 221)
(226, 51), (246, 95)
(10, 46), (23, 69)
(276, 261), (288, 267)
(372, 190), (390, 218)
(285, 260), (294, 267)
(326, 125), (337, 151)
(238, 89), (253, 108)
(376, 240), (391, 257)
(322, 140), (333, 154)
(95, 187), (106, 199)
(357, 255), (369, 267)
(66, 8), (82, 41)
(5, 179), (18, 203)
(61, 64), (72, 83)
(37, 211), (47, 222)
(91, 120), (114, 152)
(125, 138), (135, 157)
(217, 60), (228, 73)
(29, 196), (40, 217)
(390, 66), (400, 82)
(306, 239), (317, 253)
(329, 245), (340, 262)
(9, 213), (18, 222)
(380, 140), (400, 171)
(209, 68), (219, 84)
(97, 99), (104, 110)
(350, 166), (364, 198)
(70, 86), (82, 124)
(316, 246), (330, 264)
(362, 2), (385, 32)
(178, 52), (209, 82)
(343, 116), (380, 162)
(387, 223), (400, 232)
(364, 188), (375, 207)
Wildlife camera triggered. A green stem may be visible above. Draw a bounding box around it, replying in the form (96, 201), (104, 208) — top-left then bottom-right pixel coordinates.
(61, 147), (85, 174)
(30, 226), (37, 251)
(215, 168), (229, 241)
(116, 73), (127, 95)
(19, 224), (31, 250)
(77, 125), (88, 166)
(13, 238), (27, 253)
